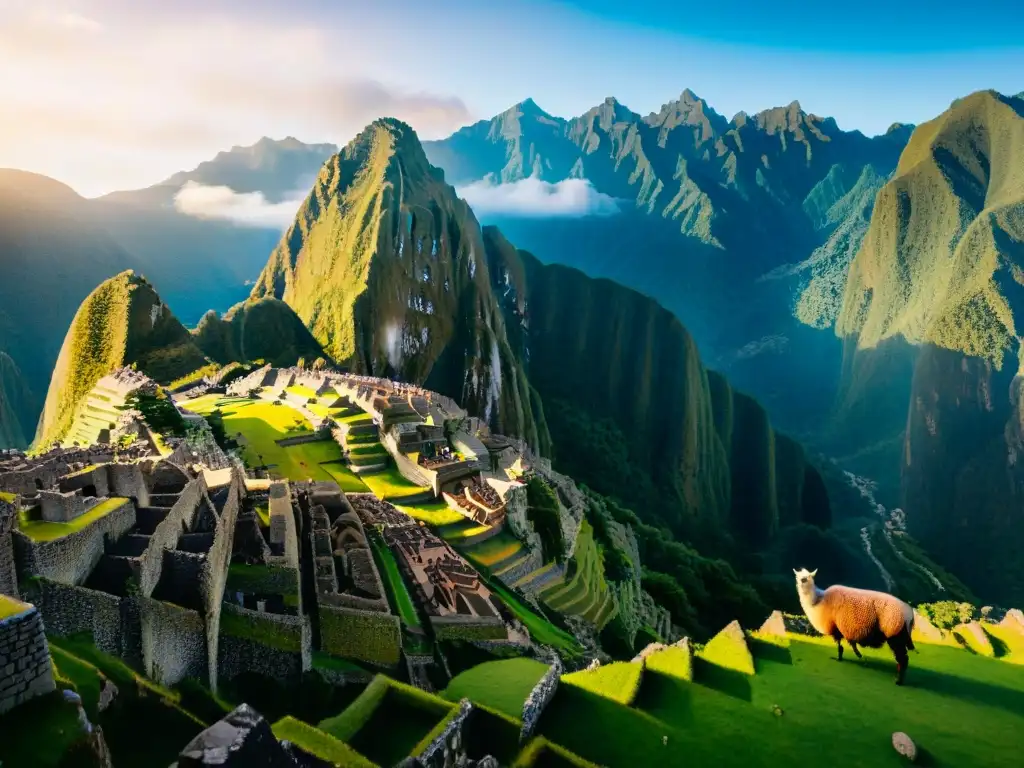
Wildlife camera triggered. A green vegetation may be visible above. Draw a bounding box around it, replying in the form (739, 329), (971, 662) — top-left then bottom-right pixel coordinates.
(226, 562), (298, 598)
(918, 601), (978, 630)
(126, 388), (187, 436)
(460, 531), (524, 569)
(286, 383), (319, 400)
(512, 737), (599, 768)
(540, 520), (614, 628)
(193, 297), (326, 368)
(182, 396), (345, 481)
(272, 716), (377, 768)
(699, 622), (755, 675)
(18, 497), (128, 542)
(36, 270), (207, 447)
(443, 658), (548, 719)
(562, 662), (643, 705)
(0, 593), (28, 620)
(643, 645), (693, 681)
(396, 499), (466, 526)
(370, 538), (421, 628)
(359, 465), (431, 501)
(320, 606), (402, 667)
(167, 362), (220, 391)
(220, 605), (303, 652)
(321, 461), (370, 492)
(319, 675), (454, 766)
(486, 579), (582, 657)
(526, 476), (565, 562)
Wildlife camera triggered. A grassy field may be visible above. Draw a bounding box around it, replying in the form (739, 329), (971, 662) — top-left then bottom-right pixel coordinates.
(444, 657), (549, 719)
(370, 538), (422, 628)
(272, 716), (376, 767)
(562, 662), (643, 705)
(486, 580), (582, 657)
(460, 531), (524, 569)
(181, 396), (347, 482)
(360, 465), (431, 501)
(396, 499), (467, 527)
(18, 497), (128, 542)
(321, 461), (370, 492)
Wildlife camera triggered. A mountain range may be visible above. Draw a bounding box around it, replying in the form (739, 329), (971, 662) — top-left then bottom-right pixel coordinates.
(2, 88), (1023, 604)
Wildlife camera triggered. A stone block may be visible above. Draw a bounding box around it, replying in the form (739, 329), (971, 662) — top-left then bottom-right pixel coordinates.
(175, 704), (296, 767)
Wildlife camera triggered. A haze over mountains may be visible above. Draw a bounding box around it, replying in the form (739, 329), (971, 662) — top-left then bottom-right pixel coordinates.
(1, 87), (1023, 604)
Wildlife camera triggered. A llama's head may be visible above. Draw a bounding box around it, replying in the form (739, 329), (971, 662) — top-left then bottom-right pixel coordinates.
(793, 568), (818, 596)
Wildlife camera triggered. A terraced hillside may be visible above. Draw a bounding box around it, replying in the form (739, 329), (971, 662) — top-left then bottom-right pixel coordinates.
(243, 614), (1024, 768)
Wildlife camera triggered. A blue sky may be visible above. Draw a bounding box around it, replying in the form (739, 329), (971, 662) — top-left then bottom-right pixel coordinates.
(1, 0), (1020, 195)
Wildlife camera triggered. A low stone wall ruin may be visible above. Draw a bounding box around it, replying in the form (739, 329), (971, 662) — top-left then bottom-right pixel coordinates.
(14, 498), (135, 585)
(0, 602), (56, 714)
(0, 496), (17, 597)
(33, 578), (139, 661)
(140, 596), (207, 686)
(416, 699), (474, 768)
(520, 657), (562, 743)
(430, 614), (507, 642)
(217, 602), (310, 684)
(201, 471), (241, 691)
(319, 603), (401, 667)
(139, 476), (205, 596)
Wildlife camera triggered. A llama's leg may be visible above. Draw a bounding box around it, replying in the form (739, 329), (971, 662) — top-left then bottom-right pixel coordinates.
(849, 641), (862, 659)
(833, 631), (844, 661)
(887, 635), (909, 685)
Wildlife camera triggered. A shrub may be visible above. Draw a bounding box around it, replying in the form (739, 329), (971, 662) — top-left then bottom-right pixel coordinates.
(526, 477), (565, 562)
(918, 601), (978, 630)
(126, 389), (187, 437)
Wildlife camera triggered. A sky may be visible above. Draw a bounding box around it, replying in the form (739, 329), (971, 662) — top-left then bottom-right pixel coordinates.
(2, 0), (1021, 197)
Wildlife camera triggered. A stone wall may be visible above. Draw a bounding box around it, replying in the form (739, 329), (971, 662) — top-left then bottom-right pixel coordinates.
(14, 498), (135, 585)
(201, 470), (241, 692)
(139, 477), (205, 596)
(59, 465), (110, 498)
(218, 603), (309, 684)
(0, 602), (56, 714)
(431, 615), (508, 641)
(33, 579), (138, 660)
(140, 596), (207, 686)
(268, 482), (298, 567)
(0, 496), (17, 598)
(520, 658), (561, 743)
(416, 699), (474, 768)
(319, 603), (402, 667)
(38, 489), (101, 523)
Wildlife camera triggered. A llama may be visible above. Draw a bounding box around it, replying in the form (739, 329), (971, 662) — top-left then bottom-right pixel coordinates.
(794, 568), (916, 684)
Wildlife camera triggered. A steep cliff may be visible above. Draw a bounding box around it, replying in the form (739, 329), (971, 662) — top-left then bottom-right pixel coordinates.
(832, 90), (1024, 602)
(35, 271), (206, 447)
(482, 227), (831, 549)
(250, 119), (548, 451)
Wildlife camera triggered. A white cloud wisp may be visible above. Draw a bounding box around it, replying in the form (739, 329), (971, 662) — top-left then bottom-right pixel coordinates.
(457, 177), (620, 218)
(173, 181), (304, 229)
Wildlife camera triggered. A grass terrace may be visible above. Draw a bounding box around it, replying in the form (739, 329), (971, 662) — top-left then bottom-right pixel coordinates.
(306, 402), (349, 419)
(286, 384), (320, 400)
(179, 396), (347, 482)
(338, 409), (375, 426)
(540, 522), (614, 628)
(370, 538), (422, 629)
(444, 657), (549, 719)
(459, 531), (525, 570)
(360, 465), (432, 502)
(321, 461), (370, 492)
(0, 594), (29, 620)
(319, 676), (455, 767)
(17, 497), (128, 543)
(0, 634), (211, 767)
(397, 499), (469, 527)
(562, 662), (643, 705)
(272, 717), (376, 768)
(486, 580), (582, 657)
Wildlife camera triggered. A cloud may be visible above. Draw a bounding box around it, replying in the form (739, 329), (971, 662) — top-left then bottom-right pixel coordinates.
(173, 181), (304, 228)
(457, 177), (621, 218)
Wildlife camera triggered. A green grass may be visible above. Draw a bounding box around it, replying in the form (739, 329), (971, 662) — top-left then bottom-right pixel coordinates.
(272, 717), (377, 768)
(312, 651), (368, 674)
(319, 676), (454, 766)
(513, 737), (599, 767)
(0, 593), (29, 620)
(396, 499), (467, 527)
(286, 384), (319, 400)
(349, 442), (388, 458)
(226, 562), (298, 598)
(540, 521), (612, 627)
(444, 657), (548, 719)
(370, 538), (422, 628)
(181, 397), (346, 482)
(486, 580), (582, 657)
(643, 645), (693, 681)
(699, 621), (755, 675)
(460, 531), (524, 568)
(39, 635), (209, 766)
(339, 410), (374, 425)
(562, 662), (643, 705)
(18, 496), (128, 542)
(359, 465), (431, 501)
(321, 461), (370, 492)
(0, 691), (85, 767)
(0, 490), (16, 502)
(306, 402), (348, 418)
(984, 624), (1024, 664)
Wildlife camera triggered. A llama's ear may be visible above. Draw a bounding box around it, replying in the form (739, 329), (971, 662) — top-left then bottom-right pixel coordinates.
(810, 569), (818, 577)
(793, 568), (799, 575)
